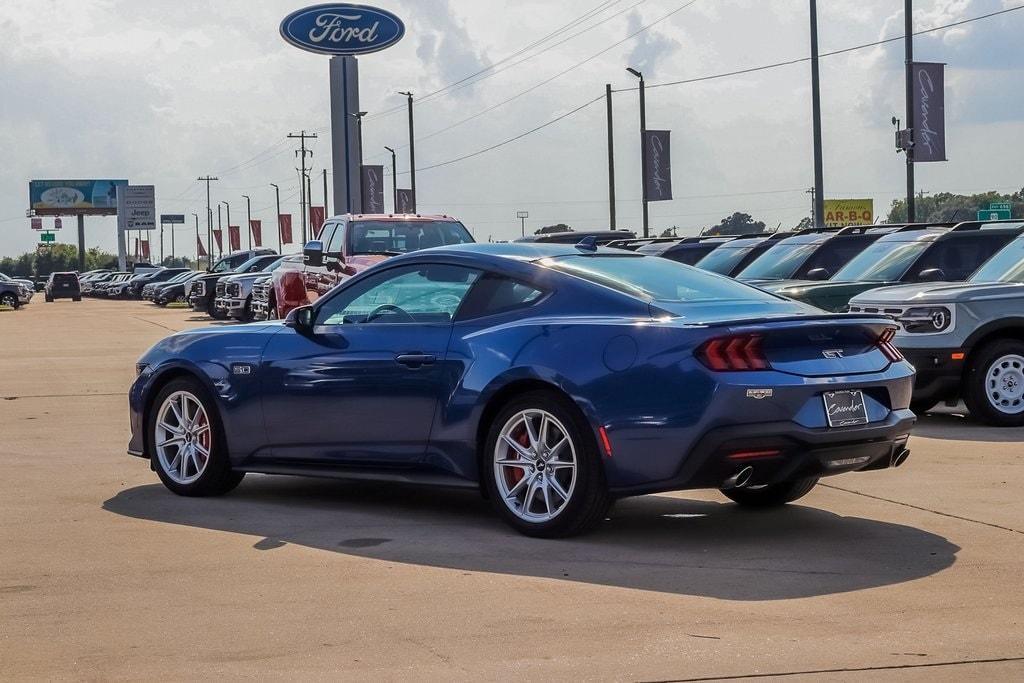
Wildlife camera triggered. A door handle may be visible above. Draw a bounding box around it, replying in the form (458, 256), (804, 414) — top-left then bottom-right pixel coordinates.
(395, 353), (436, 367)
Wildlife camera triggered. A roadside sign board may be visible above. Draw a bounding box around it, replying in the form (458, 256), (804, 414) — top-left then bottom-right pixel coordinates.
(40, 232), (56, 242)
(54, 217), (62, 230)
(30, 217), (42, 230)
(823, 199), (874, 227)
(978, 209), (1012, 221)
(29, 179), (128, 216)
(116, 185), (156, 231)
(990, 202), (1011, 212)
(160, 214), (186, 224)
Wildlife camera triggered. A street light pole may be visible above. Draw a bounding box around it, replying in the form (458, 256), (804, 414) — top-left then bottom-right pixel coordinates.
(398, 91), (416, 211)
(197, 176), (218, 271)
(809, 0), (825, 228)
(192, 213), (200, 265)
(270, 183), (282, 251)
(606, 83), (616, 230)
(627, 67), (649, 238)
(904, 0), (916, 222)
(216, 203), (223, 260)
(384, 146), (397, 212)
(322, 168), (329, 218)
(242, 194), (252, 250)
(221, 201), (231, 252)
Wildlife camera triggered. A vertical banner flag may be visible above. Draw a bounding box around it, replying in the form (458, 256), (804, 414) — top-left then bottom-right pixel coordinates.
(310, 206), (325, 238)
(643, 130), (673, 202)
(396, 189), (415, 214)
(213, 229), (223, 251)
(133, 238), (139, 260)
(360, 165), (385, 214)
(250, 219), (262, 247)
(911, 62), (946, 163)
(141, 240), (150, 260)
(54, 217), (63, 230)
(228, 225), (241, 251)
(279, 214), (293, 244)
(197, 235), (207, 257)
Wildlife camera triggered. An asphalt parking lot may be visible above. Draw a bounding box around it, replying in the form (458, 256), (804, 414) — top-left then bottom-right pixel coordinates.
(2, 299), (1023, 680)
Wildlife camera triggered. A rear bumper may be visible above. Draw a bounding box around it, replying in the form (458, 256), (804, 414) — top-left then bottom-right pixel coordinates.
(903, 347), (963, 405)
(609, 410), (915, 496)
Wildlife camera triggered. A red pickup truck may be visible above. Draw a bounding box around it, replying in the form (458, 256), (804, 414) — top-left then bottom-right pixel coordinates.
(267, 213), (475, 319)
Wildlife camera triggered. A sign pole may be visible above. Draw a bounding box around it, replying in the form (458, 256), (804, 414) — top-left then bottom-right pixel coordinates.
(809, 0), (825, 229)
(606, 83), (616, 231)
(160, 220), (165, 264)
(76, 214), (86, 272)
(904, 0), (916, 222)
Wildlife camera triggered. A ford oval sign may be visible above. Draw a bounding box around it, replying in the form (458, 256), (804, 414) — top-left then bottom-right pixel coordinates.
(280, 4), (405, 56)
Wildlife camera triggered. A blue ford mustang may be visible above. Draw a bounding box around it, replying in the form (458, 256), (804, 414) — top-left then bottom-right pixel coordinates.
(128, 242), (916, 537)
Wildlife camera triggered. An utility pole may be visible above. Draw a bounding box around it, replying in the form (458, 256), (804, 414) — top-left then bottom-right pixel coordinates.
(270, 183), (282, 251)
(306, 172), (314, 239)
(904, 0), (916, 222)
(398, 91), (416, 211)
(809, 0), (825, 228)
(384, 146), (398, 212)
(322, 168), (330, 218)
(288, 130), (317, 245)
(627, 67), (649, 237)
(197, 175), (218, 271)
(806, 187), (817, 226)
(159, 218), (165, 264)
(352, 112), (367, 165)
(192, 213), (200, 265)
(242, 195), (252, 250)
(606, 83), (617, 230)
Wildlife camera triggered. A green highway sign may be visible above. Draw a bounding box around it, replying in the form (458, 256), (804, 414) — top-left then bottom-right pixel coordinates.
(989, 202), (1012, 212)
(977, 209), (1011, 221)
(40, 232), (56, 243)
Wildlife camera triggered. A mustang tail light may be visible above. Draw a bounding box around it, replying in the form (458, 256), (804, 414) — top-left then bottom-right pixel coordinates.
(877, 327), (903, 362)
(696, 334), (769, 371)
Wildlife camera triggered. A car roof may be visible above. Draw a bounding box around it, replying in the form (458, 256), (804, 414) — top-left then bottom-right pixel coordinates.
(332, 213), (461, 222)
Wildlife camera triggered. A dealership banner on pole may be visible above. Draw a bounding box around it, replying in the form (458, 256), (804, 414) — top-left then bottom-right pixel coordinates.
(396, 189), (415, 214)
(250, 219), (262, 247)
(278, 214), (293, 244)
(823, 199), (874, 227)
(360, 165), (385, 214)
(310, 206), (325, 238)
(912, 62), (946, 163)
(197, 235), (207, 257)
(643, 130), (673, 202)
(228, 225), (241, 251)
(213, 228), (223, 252)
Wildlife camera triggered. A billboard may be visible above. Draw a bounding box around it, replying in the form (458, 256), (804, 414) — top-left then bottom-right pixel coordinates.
(29, 179), (128, 216)
(116, 185), (156, 231)
(823, 199), (874, 227)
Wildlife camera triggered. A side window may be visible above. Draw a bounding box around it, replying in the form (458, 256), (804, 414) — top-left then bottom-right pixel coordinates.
(458, 274), (544, 320)
(911, 235), (1007, 281)
(326, 224), (347, 256)
(800, 236), (869, 277)
(318, 264), (481, 325)
(318, 223), (337, 252)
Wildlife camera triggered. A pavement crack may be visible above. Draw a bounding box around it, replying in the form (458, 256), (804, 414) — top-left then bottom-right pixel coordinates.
(821, 483), (1024, 536)
(132, 316), (179, 333)
(643, 655), (1024, 681)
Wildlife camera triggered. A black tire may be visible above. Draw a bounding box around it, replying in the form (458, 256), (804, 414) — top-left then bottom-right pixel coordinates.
(721, 476), (819, 508)
(147, 377), (245, 496)
(209, 297), (228, 320)
(72, 296), (81, 302)
(241, 296), (254, 323)
(910, 400), (938, 415)
(963, 339), (1024, 427)
(44, 294), (53, 303)
(1, 292), (18, 308)
(483, 390), (611, 538)
(267, 296), (279, 320)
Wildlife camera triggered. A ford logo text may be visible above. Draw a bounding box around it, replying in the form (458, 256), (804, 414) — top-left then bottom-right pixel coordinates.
(280, 4), (405, 56)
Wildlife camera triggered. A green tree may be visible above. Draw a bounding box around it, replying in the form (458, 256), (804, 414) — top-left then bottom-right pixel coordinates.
(704, 212), (768, 236)
(887, 189), (1024, 223)
(794, 216), (813, 231)
(535, 223), (573, 235)
(161, 256), (195, 269)
(659, 227), (678, 238)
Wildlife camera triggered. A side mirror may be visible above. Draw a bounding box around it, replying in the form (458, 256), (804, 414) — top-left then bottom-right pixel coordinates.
(303, 240), (324, 267)
(805, 267), (831, 281)
(285, 305), (315, 333)
(916, 267), (945, 282)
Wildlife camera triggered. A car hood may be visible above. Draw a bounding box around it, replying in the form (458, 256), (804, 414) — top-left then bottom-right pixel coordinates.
(754, 279), (817, 293)
(850, 281), (1024, 306)
(221, 272), (266, 284)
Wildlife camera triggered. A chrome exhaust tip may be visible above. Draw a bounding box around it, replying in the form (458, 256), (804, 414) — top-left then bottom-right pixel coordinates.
(891, 448), (910, 468)
(723, 466), (754, 489)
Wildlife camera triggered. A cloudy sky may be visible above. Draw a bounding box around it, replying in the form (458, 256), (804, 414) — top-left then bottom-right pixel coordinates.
(2, 0), (1023, 258)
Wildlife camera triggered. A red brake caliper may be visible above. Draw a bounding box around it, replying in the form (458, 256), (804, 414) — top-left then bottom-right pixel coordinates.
(506, 426), (529, 486)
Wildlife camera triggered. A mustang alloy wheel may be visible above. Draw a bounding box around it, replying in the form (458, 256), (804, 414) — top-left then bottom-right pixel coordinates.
(149, 378), (245, 496)
(485, 391), (610, 537)
(965, 340), (1024, 427)
(494, 409), (578, 524)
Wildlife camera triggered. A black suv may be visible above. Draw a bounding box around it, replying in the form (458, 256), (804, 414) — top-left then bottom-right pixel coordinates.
(188, 249), (277, 318)
(45, 272), (81, 302)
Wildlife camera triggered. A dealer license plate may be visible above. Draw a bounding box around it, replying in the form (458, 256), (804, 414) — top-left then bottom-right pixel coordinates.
(823, 390), (868, 427)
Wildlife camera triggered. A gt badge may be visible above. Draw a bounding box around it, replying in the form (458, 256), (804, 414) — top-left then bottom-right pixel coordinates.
(746, 389), (773, 400)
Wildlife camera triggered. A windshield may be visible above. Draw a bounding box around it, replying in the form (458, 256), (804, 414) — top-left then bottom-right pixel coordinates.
(543, 254), (778, 304)
(696, 243), (760, 274)
(348, 220), (474, 255)
(970, 236), (1024, 283)
(164, 271), (192, 283)
(738, 242), (819, 280)
(832, 240), (931, 282)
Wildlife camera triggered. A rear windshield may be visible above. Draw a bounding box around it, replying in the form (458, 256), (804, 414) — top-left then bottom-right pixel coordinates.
(348, 220), (473, 255)
(737, 241), (820, 280)
(833, 240), (930, 282)
(542, 254), (778, 304)
(970, 236), (1024, 283)
(53, 274), (77, 284)
(695, 243), (761, 274)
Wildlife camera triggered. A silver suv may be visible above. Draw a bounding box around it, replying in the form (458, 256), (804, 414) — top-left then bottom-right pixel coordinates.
(849, 232), (1024, 426)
